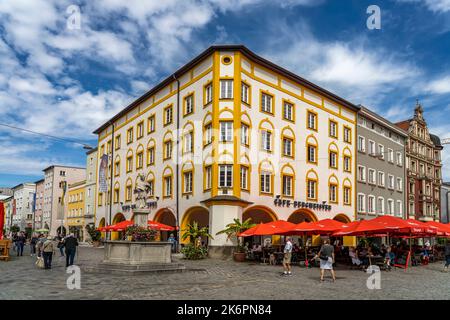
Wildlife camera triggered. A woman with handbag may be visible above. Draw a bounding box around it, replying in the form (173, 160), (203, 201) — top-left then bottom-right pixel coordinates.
(42, 236), (55, 269)
(314, 239), (336, 282)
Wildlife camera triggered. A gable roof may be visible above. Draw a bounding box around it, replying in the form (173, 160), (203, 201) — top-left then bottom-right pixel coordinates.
(93, 44), (359, 134)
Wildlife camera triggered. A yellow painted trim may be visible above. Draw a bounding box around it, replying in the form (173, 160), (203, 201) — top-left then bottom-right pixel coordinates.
(306, 109), (318, 132)
(125, 178), (133, 202)
(136, 120), (144, 140)
(163, 104), (174, 127)
(147, 114), (156, 134)
(282, 98), (295, 123)
(343, 125), (352, 144)
(258, 160), (274, 196)
(114, 134), (121, 151)
(329, 119), (338, 139)
(126, 126), (134, 145)
(233, 51), (241, 198)
(114, 155), (120, 177)
(212, 52), (220, 196)
(281, 163), (295, 198)
(241, 80), (252, 107)
(203, 81), (213, 107)
(221, 55), (233, 65)
(306, 168), (318, 202)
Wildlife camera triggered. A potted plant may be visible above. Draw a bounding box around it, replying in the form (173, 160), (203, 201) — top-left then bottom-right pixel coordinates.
(85, 223), (102, 247)
(180, 222), (213, 260)
(216, 218), (256, 262)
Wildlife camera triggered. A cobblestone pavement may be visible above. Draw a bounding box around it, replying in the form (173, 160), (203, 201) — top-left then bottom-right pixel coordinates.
(1, 245), (449, 300)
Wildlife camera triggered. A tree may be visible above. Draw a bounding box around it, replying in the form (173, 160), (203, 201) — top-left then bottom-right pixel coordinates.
(181, 221), (213, 246)
(216, 218), (256, 253)
(10, 225), (20, 233)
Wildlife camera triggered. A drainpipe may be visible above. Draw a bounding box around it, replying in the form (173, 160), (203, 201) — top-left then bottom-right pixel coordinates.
(173, 74), (181, 252)
(108, 121), (115, 241)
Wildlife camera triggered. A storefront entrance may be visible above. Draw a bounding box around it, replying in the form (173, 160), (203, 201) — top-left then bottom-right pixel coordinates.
(181, 206), (209, 245)
(111, 213), (125, 240)
(154, 208), (177, 241)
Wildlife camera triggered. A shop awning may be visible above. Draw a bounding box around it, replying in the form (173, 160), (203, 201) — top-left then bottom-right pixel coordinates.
(238, 220), (294, 237)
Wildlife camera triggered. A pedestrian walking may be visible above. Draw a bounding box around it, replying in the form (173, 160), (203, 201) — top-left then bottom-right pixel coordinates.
(36, 234), (46, 258)
(443, 242), (450, 272)
(314, 239), (336, 282)
(42, 236), (55, 269)
(63, 233), (79, 268)
(16, 232), (26, 257)
(281, 237), (293, 276)
(30, 234), (38, 256)
(56, 235), (65, 257)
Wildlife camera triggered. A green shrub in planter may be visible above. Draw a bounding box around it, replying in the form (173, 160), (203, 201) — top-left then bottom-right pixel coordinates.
(181, 244), (208, 260)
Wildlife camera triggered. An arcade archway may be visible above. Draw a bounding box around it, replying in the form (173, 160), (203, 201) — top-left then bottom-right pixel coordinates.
(98, 218), (106, 239)
(181, 206), (210, 245)
(333, 214), (351, 223)
(242, 205), (278, 224)
(154, 208), (177, 241)
(287, 208), (318, 223)
(111, 212), (126, 240)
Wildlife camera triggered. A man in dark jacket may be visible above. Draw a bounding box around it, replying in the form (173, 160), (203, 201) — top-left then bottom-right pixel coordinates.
(63, 234), (79, 267)
(16, 232), (26, 256)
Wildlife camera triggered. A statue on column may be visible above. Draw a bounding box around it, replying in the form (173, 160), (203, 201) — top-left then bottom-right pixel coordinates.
(134, 173), (149, 209)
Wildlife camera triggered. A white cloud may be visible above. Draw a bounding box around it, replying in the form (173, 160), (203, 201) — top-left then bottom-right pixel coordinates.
(396, 0), (450, 13)
(425, 76), (450, 94)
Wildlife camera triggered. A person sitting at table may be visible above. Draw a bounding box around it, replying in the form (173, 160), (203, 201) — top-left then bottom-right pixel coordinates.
(349, 247), (362, 269)
(252, 244), (262, 252)
(293, 243), (300, 253)
(384, 246), (395, 270)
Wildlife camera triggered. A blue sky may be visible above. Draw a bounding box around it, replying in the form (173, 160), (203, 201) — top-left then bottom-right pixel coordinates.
(0, 0), (449, 187)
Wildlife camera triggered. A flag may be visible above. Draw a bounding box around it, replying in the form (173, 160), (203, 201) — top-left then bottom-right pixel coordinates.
(0, 202), (5, 239)
(98, 154), (109, 192)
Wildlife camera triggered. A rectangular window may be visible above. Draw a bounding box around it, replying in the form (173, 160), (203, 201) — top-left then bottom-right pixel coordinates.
(220, 79), (233, 99)
(396, 152), (403, 166)
(241, 82), (250, 104)
(164, 176), (172, 197)
(164, 141), (172, 160)
(378, 197), (385, 215)
(344, 156), (351, 172)
(282, 175), (293, 197)
(127, 127), (133, 144)
(378, 171), (385, 187)
(357, 194), (366, 213)
(147, 115), (155, 133)
(261, 130), (272, 151)
(283, 101), (294, 121)
(388, 175), (394, 189)
(204, 83), (212, 105)
(369, 140), (376, 155)
(329, 151), (337, 168)
(148, 180), (154, 197)
(388, 148), (394, 163)
(307, 179), (317, 200)
(344, 187), (351, 205)
(368, 196), (375, 214)
(387, 199), (394, 215)
(358, 166), (366, 182)
(283, 138), (293, 157)
(114, 188), (119, 203)
(240, 166), (249, 190)
(184, 94), (194, 115)
(204, 123), (213, 146)
(147, 147), (155, 166)
(396, 177), (403, 191)
(378, 144), (385, 160)
(307, 111), (317, 130)
(219, 165), (233, 188)
(184, 132), (193, 153)
(126, 156), (133, 173)
(329, 120), (337, 138)
(137, 121), (144, 139)
(308, 145), (317, 163)
(204, 166), (212, 190)
(126, 185), (132, 202)
(164, 105), (173, 125)
(344, 127), (351, 143)
(358, 136), (366, 152)
(241, 124), (249, 146)
(329, 184), (337, 203)
(136, 152), (143, 169)
(260, 171), (272, 194)
(183, 171), (193, 194)
(261, 92), (273, 114)
(115, 135), (121, 150)
(368, 169), (376, 184)
(107, 140), (112, 154)
(397, 201), (403, 217)
(220, 121), (233, 142)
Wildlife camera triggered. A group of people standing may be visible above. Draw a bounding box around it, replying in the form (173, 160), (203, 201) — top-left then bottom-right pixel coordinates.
(8, 231), (79, 270)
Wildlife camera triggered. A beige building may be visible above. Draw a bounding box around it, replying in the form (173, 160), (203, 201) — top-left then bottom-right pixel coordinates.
(93, 45), (358, 254)
(34, 179), (44, 230)
(42, 165), (86, 236)
(84, 147), (98, 234)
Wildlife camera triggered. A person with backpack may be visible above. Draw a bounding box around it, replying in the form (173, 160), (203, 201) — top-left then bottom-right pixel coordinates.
(42, 236), (55, 269)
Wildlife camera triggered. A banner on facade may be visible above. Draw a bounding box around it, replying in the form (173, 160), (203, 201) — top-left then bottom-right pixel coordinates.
(98, 154), (108, 193)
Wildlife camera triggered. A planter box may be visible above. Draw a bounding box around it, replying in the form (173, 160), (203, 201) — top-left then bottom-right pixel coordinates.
(233, 252), (246, 262)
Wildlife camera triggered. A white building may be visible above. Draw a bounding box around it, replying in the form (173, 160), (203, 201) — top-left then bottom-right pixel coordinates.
(93, 45), (359, 255)
(11, 183), (36, 232)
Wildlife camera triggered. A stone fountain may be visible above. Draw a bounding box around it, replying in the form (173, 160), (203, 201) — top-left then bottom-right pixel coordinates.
(84, 174), (185, 274)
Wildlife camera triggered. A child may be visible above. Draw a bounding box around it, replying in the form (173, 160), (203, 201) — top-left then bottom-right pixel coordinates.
(384, 246), (394, 270)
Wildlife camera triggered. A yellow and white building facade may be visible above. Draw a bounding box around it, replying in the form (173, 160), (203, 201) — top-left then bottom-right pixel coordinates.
(94, 45), (359, 254)
(67, 180), (86, 241)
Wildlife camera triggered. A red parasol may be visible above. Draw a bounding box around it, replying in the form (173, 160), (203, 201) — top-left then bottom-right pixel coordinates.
(238, 220), (295, 237)
(332, 219), (391, 237)
(148, 220), (175, 231)
(0, 202), (4, 239)
(425, 221), (450, 237)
